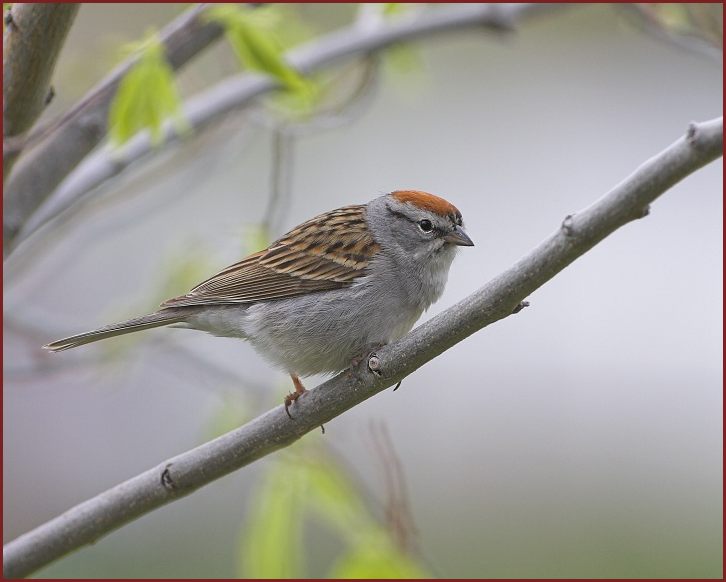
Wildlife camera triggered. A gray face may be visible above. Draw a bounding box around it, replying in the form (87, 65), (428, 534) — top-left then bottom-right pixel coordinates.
(367, 194), (473, 258)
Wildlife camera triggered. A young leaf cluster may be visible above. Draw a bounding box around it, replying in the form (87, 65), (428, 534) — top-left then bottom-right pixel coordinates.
(207, 4), (317, 109)
(108, 30), (187, 147)
(240, 443), (427, 578)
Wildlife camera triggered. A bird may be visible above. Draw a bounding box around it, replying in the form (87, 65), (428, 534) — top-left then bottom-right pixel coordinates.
(44, 190), (474, 416)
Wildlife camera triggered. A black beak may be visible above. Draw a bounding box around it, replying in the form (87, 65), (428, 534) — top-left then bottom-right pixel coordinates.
(444, 225), (474, 247)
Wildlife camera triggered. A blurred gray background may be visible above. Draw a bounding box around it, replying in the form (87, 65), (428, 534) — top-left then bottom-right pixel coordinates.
(4, 3), (722, 578)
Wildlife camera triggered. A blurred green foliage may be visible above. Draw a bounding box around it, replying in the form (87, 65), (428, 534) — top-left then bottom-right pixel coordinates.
(94, 243), (214, 362)
(239, 442), (428, 579)
(2, 4), (11, 32)
(207, 5), (318, 112)
(380, 4), (424, 82)
(152, 244), (217, 304)
(647, 3), (722, 46)
(108, 29), (188, 146)
(244, 224), (272, 254)
(361, 3), (425, 88)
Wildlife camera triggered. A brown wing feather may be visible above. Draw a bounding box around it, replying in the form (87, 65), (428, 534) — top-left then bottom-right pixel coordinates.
(160, 205), (379, 308)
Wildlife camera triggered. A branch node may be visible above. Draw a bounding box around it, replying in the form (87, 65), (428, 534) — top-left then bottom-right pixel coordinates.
(685, 121), (710, 153)
(78, 110), (107, 137)
(561, 214), (576, 237)
(45, 86), (56, 107)
(160, 464), (177, 492)
(686, 121), (698, 144)
(4, 8), (16, 31)
(367, 353), (382, 377)
(636, 205), (650, 219)
(512, 301), (530, 314)
(484, 4), (517, 32)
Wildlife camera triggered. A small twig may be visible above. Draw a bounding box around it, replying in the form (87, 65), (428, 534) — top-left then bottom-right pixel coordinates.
(258, 58), (380, 236)
(262, 126), (295, 235)
(369, 421), (418, 554)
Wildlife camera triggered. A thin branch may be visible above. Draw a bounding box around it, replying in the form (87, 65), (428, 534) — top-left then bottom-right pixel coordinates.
(369, 420), (418, 554)
(2, 3), (224, 253)
(5, 2), (568, 257)
(262, 125), (294, 235)
(3, 117), (722, 579)
(2, 3), (80, 179)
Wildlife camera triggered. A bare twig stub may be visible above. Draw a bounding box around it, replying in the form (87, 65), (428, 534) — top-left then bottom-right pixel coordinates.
(2, 3), (79, 178)
(2, 117), (722, 579)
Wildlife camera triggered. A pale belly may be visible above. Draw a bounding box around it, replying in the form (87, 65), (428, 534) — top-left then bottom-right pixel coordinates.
(182, 289), (423, 377)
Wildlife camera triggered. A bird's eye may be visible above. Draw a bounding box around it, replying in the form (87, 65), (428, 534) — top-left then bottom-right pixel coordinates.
(418, 219), (433, 233)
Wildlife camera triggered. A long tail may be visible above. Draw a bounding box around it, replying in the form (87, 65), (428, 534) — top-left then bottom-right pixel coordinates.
(43, 310), (188, 352)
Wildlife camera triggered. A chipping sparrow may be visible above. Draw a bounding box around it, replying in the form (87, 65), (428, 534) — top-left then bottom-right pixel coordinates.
(44, 190), (474, 415)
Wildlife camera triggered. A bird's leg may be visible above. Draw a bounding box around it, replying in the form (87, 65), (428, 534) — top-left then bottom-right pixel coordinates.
(284, 374), (307, 419)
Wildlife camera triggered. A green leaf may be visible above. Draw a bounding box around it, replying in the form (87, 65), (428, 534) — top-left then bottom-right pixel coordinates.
(108, 29), (188, 147)
(206, 5), (318, 112)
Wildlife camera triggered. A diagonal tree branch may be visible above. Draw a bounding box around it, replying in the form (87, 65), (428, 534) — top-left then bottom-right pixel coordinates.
(3, 117), (722, 579)
(4, 2), (569, 257)
(2, 3), (223, 252)
(2, 3), (80, 179)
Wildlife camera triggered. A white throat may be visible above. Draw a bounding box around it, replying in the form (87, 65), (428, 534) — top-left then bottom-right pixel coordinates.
(418, 244), (457, 311)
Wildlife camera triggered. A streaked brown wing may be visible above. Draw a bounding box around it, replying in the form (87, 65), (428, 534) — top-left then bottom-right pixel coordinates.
(160, 205), (379, 308)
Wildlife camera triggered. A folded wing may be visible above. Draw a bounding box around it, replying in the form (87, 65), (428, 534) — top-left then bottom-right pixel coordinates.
(161, 205), (379, 308)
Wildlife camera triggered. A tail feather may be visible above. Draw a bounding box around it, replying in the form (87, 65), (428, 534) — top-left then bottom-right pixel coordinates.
(43, 311), (186, 352)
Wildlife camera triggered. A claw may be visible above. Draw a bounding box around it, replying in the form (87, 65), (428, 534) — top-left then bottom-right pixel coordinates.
(284, 374), (307, 420)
